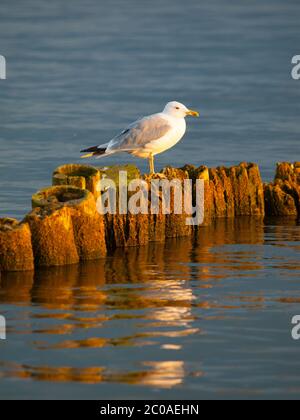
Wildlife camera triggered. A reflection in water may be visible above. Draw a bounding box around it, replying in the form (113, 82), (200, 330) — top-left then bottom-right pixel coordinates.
(192, 217), (265, 282)
(0, 218), (300, 396)
(0, 271), (34, 305)
(0, 360), (188, 388)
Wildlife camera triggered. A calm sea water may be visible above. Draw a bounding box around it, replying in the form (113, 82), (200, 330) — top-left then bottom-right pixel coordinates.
(0, 0), (300, 400)
(1, 218), (300, 399)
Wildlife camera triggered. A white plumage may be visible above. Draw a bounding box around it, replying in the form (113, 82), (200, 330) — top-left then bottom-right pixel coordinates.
(81, 101), (199, 174)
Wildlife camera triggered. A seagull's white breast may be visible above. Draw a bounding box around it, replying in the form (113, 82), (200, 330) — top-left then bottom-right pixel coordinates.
(131, 115), (186, 158)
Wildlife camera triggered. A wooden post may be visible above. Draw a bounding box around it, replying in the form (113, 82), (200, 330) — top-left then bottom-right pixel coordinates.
(0, 218), (34, 272)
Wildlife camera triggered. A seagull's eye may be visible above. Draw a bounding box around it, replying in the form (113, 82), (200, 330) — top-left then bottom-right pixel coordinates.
(175, 107), (180, 110)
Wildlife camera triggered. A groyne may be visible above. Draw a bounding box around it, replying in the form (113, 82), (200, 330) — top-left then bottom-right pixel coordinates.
(0, 161), (299, 272)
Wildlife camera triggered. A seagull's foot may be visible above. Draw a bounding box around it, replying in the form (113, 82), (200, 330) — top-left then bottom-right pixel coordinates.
(153, 173), (167, 180)
(143, 172), (167, 182)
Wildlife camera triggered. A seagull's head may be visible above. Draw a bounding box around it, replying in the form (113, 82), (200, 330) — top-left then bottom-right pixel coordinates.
(163, 101), (199, 119)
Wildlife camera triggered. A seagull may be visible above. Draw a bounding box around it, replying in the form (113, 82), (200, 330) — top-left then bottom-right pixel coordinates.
(80, 101), (199, 174)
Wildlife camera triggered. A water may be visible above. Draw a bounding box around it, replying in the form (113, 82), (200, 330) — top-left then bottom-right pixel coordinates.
(1, 0), (300, 219)
(0, 0), (300, 399)
(1, 218), (300, 399)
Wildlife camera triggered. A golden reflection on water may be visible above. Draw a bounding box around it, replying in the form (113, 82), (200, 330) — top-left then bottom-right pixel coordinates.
(0, 217), (299, 388)
(0, 360), (189, 388)
(192, 217), (265, 281)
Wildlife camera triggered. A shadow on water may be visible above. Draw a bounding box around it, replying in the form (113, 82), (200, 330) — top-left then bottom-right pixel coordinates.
(0, 217), (300, 397)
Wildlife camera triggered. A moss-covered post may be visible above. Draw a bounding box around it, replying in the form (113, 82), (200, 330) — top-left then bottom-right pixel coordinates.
(30, 186), (107, 262)
(148, 184), (166, 243)
(161, 167), (193, 238)
(67, 190), (107, 260)
(184, 162), (264, 221)
(264, 182), (298, 217)
(0, 218), (34, 272)
(25, 206), (79, 267)
(53, 164), (101, 199)
(229, 162), (264, 216)
(264, 162), (300, 218)
(108, 213), (150, 248)
(182, 164), (212, 224)
(96, 165), (150, 248)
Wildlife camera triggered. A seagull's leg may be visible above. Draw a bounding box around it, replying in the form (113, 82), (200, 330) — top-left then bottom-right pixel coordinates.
(149, 153), (155, 174)
(146, 154), (166, 179)
(152, 155), (156, 174)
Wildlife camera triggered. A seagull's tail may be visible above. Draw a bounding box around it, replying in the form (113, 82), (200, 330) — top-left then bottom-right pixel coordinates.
(80, 144), (108, 159)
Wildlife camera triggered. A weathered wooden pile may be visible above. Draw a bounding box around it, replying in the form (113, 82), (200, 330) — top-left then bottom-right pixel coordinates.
(264, 162), (300, 217)
(0, 161), (299, 272)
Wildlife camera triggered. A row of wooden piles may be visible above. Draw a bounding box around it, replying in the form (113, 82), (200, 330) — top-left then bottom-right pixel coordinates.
(0, 161), (299, 272)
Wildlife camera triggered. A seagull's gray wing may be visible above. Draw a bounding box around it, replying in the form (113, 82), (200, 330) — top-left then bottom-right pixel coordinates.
(107, 114), (172, 153)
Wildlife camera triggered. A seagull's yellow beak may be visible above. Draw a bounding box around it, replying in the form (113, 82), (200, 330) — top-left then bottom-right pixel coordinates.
(186, 109), (200, 117)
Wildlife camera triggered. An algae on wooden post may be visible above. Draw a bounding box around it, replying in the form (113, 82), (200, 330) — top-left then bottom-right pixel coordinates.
(229, 162), (264, 216)
(104, 204), (149, 249)
(183, 163), (235, 221)
(264, 182), (297, 217)
(148, 190), (166, 243)
(140, 173), (166, 243)
(264, 162), (300, 218)
(202, 162), (264, 219)
(183, 162), (264, 221)
(275, 162), (297, 182)
(161, 167), (193, 238)
(53, 164), (101, 199)
(96, 164), (141, 188)
(113, 213), (150, 248)
(208, 166), (235, 219)
(65, 189), (107, 260)
(182, 164), (212, 224)
(0, 218), (34, 272)
(98, 165), (149, 248)
(31, 185), (106, 261)
(25, 206), (80, 267)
